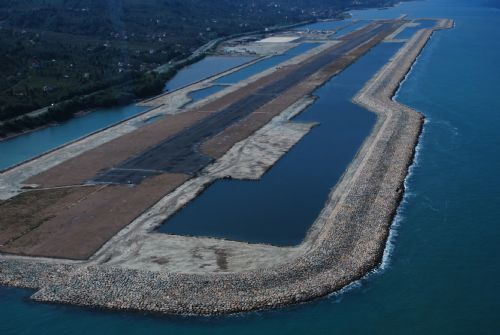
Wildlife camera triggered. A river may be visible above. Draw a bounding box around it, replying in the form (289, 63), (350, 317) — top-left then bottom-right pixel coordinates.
(0, 56), (254, 171)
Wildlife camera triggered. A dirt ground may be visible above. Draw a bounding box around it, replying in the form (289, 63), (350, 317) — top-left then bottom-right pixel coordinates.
(0, 173), (188, 259)
(0, 186), (99, 246)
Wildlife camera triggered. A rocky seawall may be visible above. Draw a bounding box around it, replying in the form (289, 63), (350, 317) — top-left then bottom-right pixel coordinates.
(0, 19), (453, 315)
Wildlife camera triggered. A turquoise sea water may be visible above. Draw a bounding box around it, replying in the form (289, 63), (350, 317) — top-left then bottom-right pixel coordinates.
(1, 0), (500, 333)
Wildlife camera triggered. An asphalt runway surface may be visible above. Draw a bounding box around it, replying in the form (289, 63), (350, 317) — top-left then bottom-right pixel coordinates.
(92, 20), (403, 185)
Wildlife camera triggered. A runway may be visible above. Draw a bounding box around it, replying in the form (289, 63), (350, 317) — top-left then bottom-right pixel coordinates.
(93, 21), (403, 184)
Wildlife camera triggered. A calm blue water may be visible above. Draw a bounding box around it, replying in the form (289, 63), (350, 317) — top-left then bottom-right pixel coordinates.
(295, 19), (351, 31)
(159, 42), (401, 245)
(0, 56), (253, 171)
(395, 19), (437, 39)
(188, 85), (227, 103)
(334, 20), (371, 38)
(164, 56), (254, 91)
(395, 25), (422, 39)
(2, 0), (500, 333)
(0, 104), (146, 171)
(415, 19), (438, 28)
(214, 43), (321, 84)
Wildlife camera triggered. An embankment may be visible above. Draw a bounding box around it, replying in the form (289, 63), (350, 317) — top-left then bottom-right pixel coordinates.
(0, 19), (453, 315)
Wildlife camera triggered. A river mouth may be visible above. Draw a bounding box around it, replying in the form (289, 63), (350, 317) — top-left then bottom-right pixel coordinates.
(158, 41), (404, 246)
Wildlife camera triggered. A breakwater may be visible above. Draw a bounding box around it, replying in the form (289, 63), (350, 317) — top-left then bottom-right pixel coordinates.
(0, 19), (453, 315)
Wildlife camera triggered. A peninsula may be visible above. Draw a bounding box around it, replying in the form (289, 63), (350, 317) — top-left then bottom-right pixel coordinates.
(0, 17), (453, 314)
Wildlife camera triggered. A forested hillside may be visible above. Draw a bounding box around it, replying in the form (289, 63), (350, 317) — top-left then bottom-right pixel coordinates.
(0, 0), (398, 136)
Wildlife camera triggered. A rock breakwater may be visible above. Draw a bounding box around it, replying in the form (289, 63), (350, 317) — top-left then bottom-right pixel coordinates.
(0, 19), (453, 315)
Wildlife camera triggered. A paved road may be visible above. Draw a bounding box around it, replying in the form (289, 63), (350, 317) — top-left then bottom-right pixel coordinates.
(92, 20), (403, 185)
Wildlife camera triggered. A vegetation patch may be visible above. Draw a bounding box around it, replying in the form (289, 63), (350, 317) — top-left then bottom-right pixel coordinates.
(0, 0), (401, 137)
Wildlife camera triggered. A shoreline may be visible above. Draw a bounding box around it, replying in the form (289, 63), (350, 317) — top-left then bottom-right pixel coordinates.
(0, 19), (453, 315)
(0, 18), (318, 145)
(0, 51), (276, 191)
(0, 0), (406, 145)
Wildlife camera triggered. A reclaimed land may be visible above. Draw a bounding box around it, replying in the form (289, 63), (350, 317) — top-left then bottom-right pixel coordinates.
(0, 20), (402, 259)
(0, 19), (453, 314)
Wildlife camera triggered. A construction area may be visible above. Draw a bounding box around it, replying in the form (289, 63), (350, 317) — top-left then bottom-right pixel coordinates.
(0, 18), (453, 314)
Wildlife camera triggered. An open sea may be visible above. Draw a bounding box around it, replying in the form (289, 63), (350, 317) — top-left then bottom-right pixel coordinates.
(1, 0), (500, 333)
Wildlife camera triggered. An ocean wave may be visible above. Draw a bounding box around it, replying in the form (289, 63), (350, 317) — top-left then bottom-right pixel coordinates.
(328, 279), (363, 303)
(381, 116), (424, 270)
(327, 115), (426, 303)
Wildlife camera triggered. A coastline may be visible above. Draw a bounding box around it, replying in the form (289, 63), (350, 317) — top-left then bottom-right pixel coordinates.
(0, 19), (454, 315)
(0, 1), (407, 145)
(0, 103), (144, 144)
(0, 19), (317, 144)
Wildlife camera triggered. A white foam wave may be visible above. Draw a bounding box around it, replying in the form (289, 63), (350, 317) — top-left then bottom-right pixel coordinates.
(392, 54), (420, 102)
(328, 279), (363, 303)
(327, 115), (426, 304)
(380, 119), (425, 270)
(325, 32), (432, 304)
